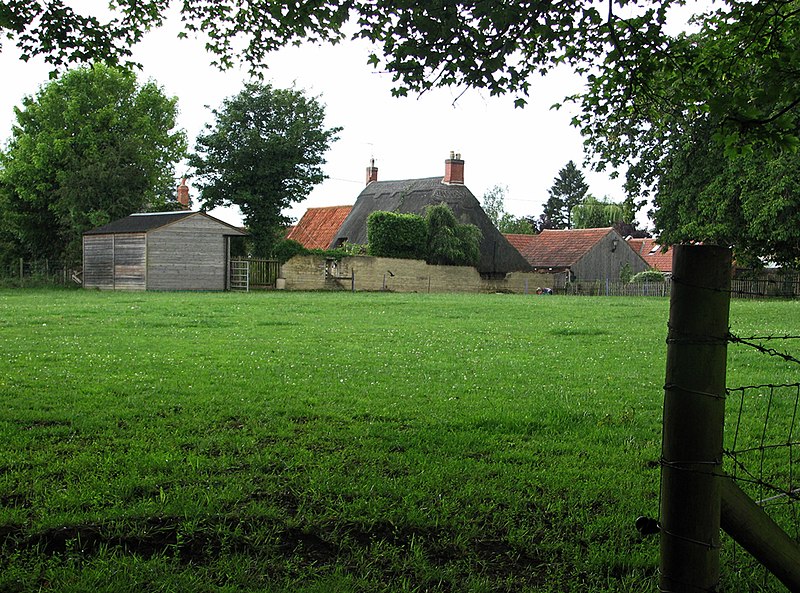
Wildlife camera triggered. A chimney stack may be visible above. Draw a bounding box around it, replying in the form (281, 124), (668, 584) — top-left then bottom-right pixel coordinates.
(443, 151), (464, 185)
(366, 158), (378, 185)
(177, 178), (190, 209)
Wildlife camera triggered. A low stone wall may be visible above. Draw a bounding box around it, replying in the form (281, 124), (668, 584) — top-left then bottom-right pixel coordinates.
(280, 255), (555, 294)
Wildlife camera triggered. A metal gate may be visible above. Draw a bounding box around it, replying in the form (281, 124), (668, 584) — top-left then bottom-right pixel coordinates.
(229, 259), (249, 292)
(229, 258), (280, 291)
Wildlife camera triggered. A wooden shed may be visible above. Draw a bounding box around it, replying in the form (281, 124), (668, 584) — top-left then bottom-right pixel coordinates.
(509, 227), (649, 282)
(83, 211), (247, 290)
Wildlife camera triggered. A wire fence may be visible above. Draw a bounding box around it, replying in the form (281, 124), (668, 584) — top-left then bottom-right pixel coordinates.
(0, 258), (82, 287)
(559, 275), (800, 298)
(722, 331), (800, 591)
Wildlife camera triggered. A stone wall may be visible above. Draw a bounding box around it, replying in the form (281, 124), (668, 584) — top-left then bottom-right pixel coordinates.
(280, 255), (555, 294)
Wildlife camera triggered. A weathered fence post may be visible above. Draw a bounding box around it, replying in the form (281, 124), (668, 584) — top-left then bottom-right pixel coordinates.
(660, 245), (731, 592)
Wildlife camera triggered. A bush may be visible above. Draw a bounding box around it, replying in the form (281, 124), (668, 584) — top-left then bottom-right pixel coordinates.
(272, 239), (308, 263)
(629, 269), (666, 283)
(425, 204), (482, 266)
(367, 211), (427, 259)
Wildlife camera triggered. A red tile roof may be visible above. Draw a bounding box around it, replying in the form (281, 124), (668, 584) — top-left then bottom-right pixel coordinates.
(627, 238), (673, 273)
(515, 228), (616, 268)
(286, 205), (352, 250)
(503, 233), (538, 256)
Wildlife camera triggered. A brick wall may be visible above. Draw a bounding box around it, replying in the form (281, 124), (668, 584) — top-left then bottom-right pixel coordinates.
(281, 255), (555, 294)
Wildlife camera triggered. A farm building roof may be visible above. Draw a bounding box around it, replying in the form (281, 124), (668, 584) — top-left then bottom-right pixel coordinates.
(287, 205), (353, 249)
(331, 176), (531, 275)
(83, 211), (246, 236)
(503, 233), (538, 257)
(516, 228), (616, 268)
(627, 238), (673, 273)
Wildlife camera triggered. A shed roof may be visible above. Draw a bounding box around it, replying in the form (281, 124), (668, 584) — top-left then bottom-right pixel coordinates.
(84, 211), (247, 236)
(628, 237), (673, 273)
(331, 177), (531, 274)
(504, 233), (538, 257)
(287, 205), (352, 249)
(518, 228), (616, 268)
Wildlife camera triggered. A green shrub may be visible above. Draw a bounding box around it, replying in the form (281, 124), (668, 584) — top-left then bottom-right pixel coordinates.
(630, 269), (667, 283)
(272, 239), (308, 263)
(425, 203), (482, 266)
(367, 211), (426, 259)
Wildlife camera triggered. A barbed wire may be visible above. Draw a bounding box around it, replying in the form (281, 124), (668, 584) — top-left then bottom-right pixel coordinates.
(727, 331), (800, 366)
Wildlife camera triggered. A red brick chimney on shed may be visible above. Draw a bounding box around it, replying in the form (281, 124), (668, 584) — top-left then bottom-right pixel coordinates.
(443, 151), (464, 185)
(366, 158), (378, 185)
(177, 178), (190, 209)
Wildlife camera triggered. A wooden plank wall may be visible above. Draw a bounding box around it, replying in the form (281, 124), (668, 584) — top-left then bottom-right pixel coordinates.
(573, 233), (649, 282)
(83, 233), (147, 290)
(146, 216), (231, 290)
(83, 235), (115, 289)
(114, 234), (146, 290)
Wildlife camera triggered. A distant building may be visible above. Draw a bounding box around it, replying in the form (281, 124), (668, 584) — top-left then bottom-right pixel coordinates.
(508, 227), (649, 283)
(627, 237), (673, 274)
(330, 153), (531, 276)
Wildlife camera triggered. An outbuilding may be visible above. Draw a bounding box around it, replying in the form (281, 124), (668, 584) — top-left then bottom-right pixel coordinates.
(83, 211), (247, 290)
(507, 227), (649, 283)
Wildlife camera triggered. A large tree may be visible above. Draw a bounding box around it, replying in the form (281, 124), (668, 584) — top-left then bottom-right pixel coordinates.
(189, 83), (341, 257)
(571, 196), (627, 229)
(543, 161), (589, 229)
(0, 63), (186, 263)
(654, 120), (800, 268)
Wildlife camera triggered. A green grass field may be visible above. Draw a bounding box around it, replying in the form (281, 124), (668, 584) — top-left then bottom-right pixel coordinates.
(1, 290), (798, 592)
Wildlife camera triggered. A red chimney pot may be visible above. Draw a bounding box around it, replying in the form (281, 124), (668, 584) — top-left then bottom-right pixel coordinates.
(443, 152), (464, 185)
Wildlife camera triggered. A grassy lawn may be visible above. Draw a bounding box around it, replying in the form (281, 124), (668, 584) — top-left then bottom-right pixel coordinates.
(0, 290), (797, 592)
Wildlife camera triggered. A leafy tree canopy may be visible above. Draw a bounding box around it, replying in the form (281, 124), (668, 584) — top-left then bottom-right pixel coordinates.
(543, 161), (589, 229)
(481, 184), (534, 235)
(571, 195), (628, 229)
(7, 2), (798, 158)
(0, 63), (186, 263)
(654, 120), (800, 268)
(189, 82), (341, 257)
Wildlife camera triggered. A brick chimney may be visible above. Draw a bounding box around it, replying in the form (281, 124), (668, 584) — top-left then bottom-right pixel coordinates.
(443, 151), (464, 185)
(366, 158), (378, 185)
(177, 178), (190, 209)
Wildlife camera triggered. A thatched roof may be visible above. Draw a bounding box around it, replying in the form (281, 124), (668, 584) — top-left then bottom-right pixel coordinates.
(330, 177), (531, 275)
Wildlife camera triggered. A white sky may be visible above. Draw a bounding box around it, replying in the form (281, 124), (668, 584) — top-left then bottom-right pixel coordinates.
(0, 7), (636, 229)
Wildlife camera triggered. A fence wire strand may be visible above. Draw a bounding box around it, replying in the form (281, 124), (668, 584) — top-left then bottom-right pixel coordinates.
(722, 329), (800, 591)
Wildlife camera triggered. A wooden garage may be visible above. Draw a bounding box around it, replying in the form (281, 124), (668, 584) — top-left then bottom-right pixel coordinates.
(83, 211), (247, 290)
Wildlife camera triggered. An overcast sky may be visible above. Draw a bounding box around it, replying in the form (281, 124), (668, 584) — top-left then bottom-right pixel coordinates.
(0, 7), (635, 229)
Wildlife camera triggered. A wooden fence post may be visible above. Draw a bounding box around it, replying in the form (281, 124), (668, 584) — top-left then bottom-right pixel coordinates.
(660, 245), (731, 592)
(720, 475), (800, 590)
